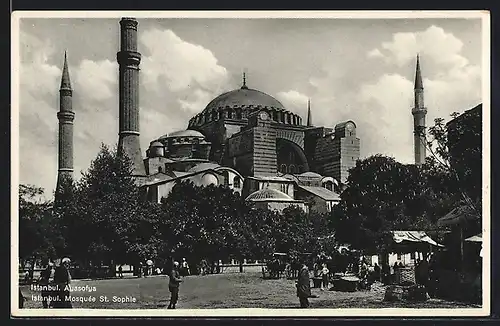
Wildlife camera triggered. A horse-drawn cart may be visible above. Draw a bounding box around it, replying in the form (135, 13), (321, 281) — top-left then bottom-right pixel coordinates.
(262, 253), (288, 279)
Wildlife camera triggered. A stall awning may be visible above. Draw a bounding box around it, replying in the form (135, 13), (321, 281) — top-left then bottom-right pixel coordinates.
(392, 231), (443, 247)
(465, 233), (482, 242)
(438, 203), (480, 227)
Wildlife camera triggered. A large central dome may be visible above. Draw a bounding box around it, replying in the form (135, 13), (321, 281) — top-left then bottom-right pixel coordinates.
(188, 84), (303, 128)
(205, 87), (285, 112)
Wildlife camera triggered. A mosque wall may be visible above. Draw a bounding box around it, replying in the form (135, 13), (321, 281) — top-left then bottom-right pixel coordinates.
(252, 126), (277, 177)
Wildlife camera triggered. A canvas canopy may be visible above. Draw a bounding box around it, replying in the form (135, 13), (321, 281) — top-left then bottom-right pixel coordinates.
(465, 233), (482, 242)
(438, 203), (480, 227)
(390, 231), (443, 253)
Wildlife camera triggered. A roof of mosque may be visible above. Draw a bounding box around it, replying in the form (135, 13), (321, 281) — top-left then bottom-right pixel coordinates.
(187, 163), (221, 173)
(245, 188), (295, 202)
(298, 171), (323, 178)
(298, 185), (340, 201)
(150, 141), (164, 147)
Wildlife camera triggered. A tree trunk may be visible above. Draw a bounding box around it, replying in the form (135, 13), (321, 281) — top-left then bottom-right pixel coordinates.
(239, 259), (243, 273)
(110, 260), (116, 278)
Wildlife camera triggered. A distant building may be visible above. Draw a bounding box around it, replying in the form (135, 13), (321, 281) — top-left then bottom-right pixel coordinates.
(245, 188), (308, 213)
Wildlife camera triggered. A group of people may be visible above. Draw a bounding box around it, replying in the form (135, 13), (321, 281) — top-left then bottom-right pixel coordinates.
(19, 257), (73, 309)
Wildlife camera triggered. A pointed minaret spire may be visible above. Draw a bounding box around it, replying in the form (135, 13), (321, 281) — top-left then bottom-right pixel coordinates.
(414, 54), (423, 90)
(306, 99), (312, 126)
(412, 53), (427, 166)
(56, 51), (75, 202)
(60, 51), (72, 91)
(241, 70), (248, 89)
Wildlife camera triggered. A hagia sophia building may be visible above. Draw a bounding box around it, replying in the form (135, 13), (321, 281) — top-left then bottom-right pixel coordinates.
(55, 17), (426, 214)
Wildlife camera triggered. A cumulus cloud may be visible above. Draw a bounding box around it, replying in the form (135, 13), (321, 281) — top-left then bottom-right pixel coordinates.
(358, 74), (415, 162)
(367, 48), (383, 59)
(357, 25), (481, 162)
(74, 59), (117, 103)
(19, 32), (120, 198)
(276, 90), (309, 116)
(140, 28), (231, 115)
(369, 25), (470, 69)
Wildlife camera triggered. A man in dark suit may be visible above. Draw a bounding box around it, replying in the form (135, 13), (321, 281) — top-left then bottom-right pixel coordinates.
(296, 261), (311, 308)
(168, 261), (183, 309)
(52, 257), (72, 308)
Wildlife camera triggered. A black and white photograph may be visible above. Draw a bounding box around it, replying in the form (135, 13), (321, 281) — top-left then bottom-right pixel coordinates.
(11, 11), (490, 317)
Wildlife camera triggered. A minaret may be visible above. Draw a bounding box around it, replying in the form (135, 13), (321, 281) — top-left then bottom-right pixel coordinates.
(306, 99), (312, 126)
(117, 17), (145, 175)
(412, 54), (427, 165)
(56, 51), (75, 198)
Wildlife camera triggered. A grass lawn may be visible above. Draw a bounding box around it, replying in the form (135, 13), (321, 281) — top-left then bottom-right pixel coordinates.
(20, 271), (480, 310)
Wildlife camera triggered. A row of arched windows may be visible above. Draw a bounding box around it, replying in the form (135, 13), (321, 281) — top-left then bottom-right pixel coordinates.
(279, 164), (305, 175)
(189, 108), (302, 127)
(222, 171), (242, 189)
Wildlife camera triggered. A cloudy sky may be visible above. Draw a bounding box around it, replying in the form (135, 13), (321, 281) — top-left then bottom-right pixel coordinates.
(16, 15), (484, 199)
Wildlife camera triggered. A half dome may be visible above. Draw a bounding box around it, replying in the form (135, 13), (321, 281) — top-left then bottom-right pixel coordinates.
(246, 188), (294, 202)
(299, 171), (323, 178)
(150, 141), (164, 147)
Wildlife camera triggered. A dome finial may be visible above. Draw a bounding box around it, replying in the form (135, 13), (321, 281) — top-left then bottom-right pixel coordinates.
(241, 69), (248, 89)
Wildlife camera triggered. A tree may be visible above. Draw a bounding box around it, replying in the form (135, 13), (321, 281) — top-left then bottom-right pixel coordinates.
(421, 107), (482, 225)
(332, 155), (448, 253)
(58, 144), (162, 273)
(19, 185), (62, 279)
(160, 181), (248, 270)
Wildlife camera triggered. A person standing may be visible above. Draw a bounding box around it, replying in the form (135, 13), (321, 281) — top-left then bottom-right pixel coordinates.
(181, 258), (190, 276)
(321, 263), (330, 291)
(52, 257), (72, 308)
(118, 265), (123, 278)
(168, 261), (183, 309)
(39, 263), (53, 308)
(296, 262), (311, 308)
(373, 263), (381, 282)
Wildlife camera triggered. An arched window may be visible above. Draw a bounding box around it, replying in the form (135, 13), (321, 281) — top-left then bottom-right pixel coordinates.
(158, 166), (163, 173)
(228, 109), (233, 119)
(218, 111), (223, 120)
(298, 165), (304, 173)
(236, 109), (242, 120)
(280, 164), (287, 174)
(324, 181), (333, 191)
(202, 173), (218, 186)
(233, 176), (241, 188)
(289, 165), (296, 174)
(223, 171), (230, 186)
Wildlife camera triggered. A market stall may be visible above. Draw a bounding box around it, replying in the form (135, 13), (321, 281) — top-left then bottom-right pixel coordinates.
(390, 231), (443, 285)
